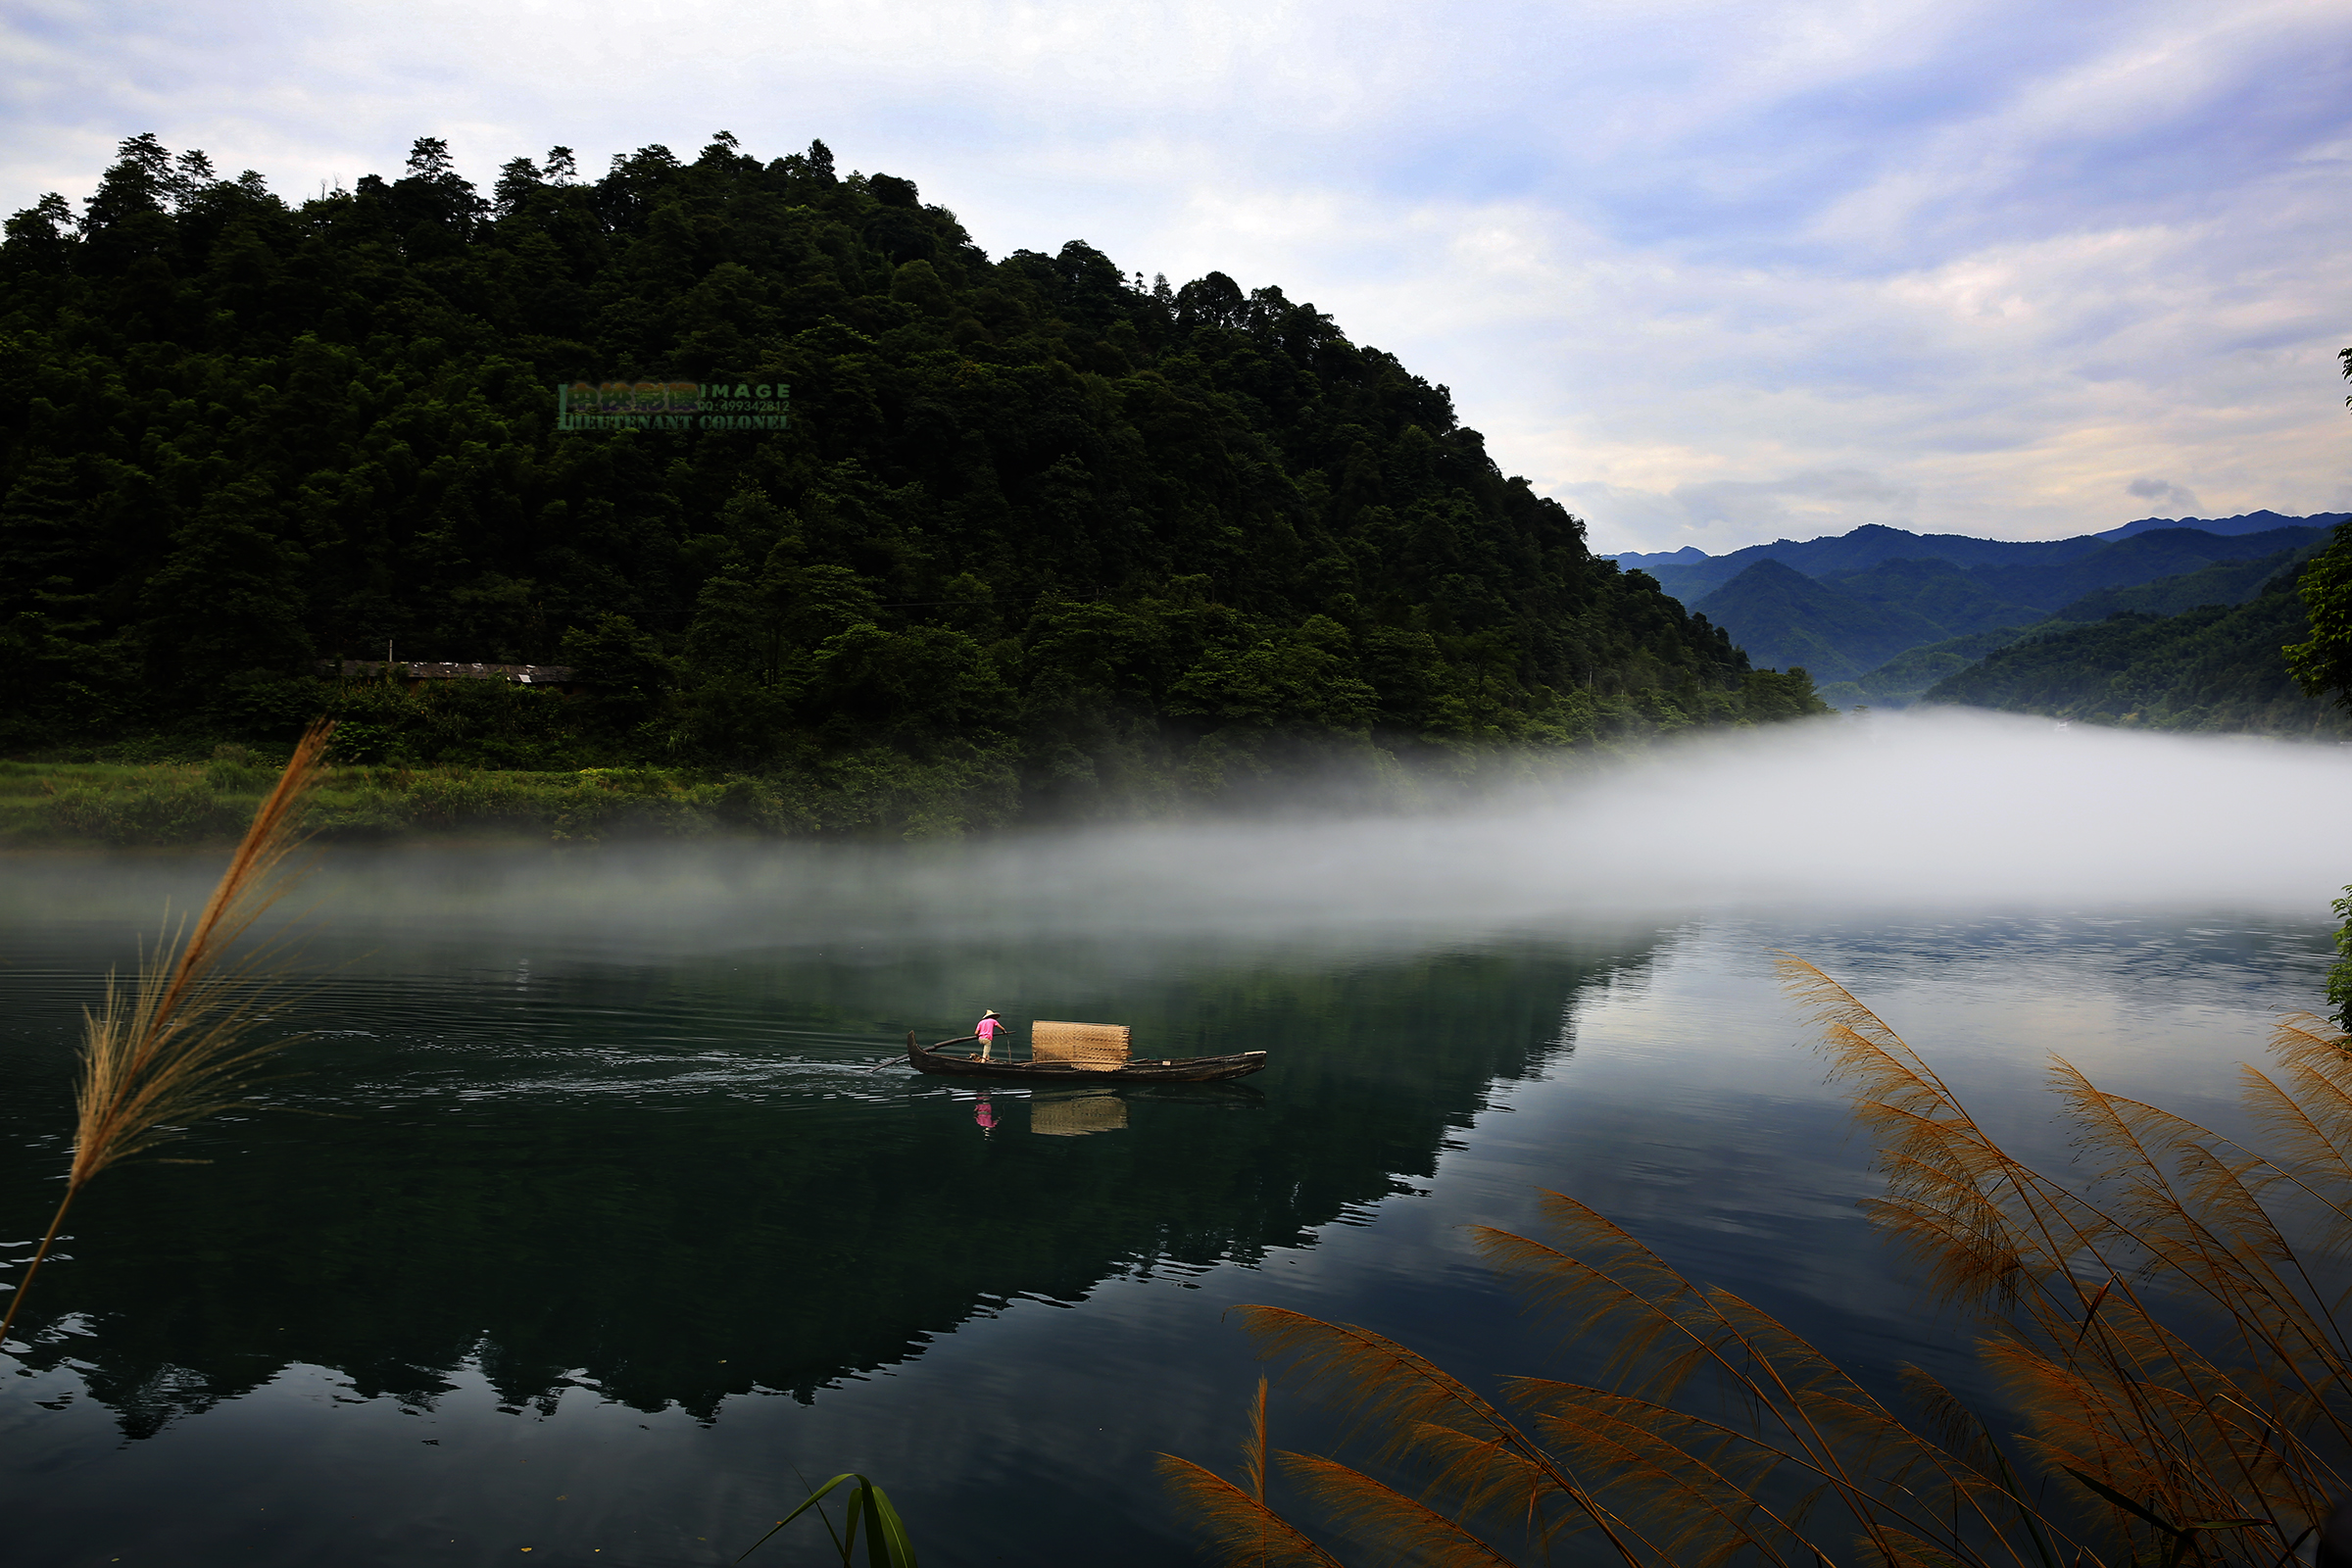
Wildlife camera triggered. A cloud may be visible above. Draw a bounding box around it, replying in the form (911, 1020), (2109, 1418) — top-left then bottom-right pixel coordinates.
(1558, 469), (1918, 546)
(2126, 476), (2200, 514)
(3, 0), (2347, 555)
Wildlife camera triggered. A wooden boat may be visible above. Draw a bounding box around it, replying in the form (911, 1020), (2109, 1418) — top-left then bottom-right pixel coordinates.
(906, 1032), (1269, 1084)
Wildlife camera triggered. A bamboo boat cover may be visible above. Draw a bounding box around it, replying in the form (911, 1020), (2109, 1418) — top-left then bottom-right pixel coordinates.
(1030, 1020), (1131, 1071)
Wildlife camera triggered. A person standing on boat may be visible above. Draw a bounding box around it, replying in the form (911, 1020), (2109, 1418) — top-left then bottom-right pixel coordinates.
(974, 1009), (1006, 1061)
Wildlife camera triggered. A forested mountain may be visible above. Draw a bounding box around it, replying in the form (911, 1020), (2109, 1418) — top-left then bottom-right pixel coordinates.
(0, 132), (1814, 822)
(1919, 566), (2350, 738)
(1829, 627), (2037, 708)
(1965, 526), (2328, 610)
(1660, 521), (2328, 708)
(1813, 558), (2042, 640)
(1815, 537), (2336, 711)
(2047, 540), (2326, 622)
(1690, 560), (1955, 682)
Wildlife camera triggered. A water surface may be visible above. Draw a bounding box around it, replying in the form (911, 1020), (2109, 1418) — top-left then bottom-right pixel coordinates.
(4, 717), (2344, 1565)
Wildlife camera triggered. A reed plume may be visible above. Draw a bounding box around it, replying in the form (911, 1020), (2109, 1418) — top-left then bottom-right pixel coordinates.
(1166, 954), (2352, 1568)
(1157, 1379), (1349, 1568)
(0, 719), (335, 1348)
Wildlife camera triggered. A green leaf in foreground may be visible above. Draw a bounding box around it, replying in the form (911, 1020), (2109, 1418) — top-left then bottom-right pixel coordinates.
(736, 1473), (916, 1568)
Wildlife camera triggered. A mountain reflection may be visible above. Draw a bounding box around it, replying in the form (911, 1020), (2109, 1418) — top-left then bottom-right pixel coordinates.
(0, 916), (1661, 1439)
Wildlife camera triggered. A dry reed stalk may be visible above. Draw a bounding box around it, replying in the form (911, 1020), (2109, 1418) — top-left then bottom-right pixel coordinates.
(1156, 1379), (1350, 1568)
(0, 719), (335, 1350)
(1166, 956), (2352, 1568)
(1778, 957), (2352, 1555)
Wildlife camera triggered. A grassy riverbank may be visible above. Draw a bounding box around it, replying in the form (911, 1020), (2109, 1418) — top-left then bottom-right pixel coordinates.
(0, 751), (1013, 848)
(11, 664), (1827, 844)
(0, 743), (1557, 848)
(3, 674), (1832, 848)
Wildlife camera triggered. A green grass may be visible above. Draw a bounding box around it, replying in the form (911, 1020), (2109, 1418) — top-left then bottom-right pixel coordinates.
(0, 751), (1025, 848)
(0, 760), (694, 847)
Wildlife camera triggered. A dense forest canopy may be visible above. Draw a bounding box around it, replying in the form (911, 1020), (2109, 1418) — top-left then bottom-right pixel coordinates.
(0, 132), (1817, 822)
(1920, 563), (2352, 738)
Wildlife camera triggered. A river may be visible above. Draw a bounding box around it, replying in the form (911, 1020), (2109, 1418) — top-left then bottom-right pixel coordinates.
(2, 714), (2346, 1565)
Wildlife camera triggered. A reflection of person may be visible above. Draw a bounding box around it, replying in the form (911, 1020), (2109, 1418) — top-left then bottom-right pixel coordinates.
(974, 1009), (1004, 1061)
(974, 1095), (997, 1137)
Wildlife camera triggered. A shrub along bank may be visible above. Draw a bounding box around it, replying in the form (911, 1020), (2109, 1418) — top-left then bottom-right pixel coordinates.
(2, 754), (984, 847)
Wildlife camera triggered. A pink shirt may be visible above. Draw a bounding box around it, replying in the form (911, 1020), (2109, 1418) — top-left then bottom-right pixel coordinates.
(975, 1017), (1004, 1043)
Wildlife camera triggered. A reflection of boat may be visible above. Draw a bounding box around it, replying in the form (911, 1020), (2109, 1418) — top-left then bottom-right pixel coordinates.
(906, 1030), (1269, 1084)
(1029, 1091), (1129, 1137)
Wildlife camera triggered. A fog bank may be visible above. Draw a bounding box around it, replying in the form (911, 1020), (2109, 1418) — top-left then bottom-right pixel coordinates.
(8, 710), (2349, 947)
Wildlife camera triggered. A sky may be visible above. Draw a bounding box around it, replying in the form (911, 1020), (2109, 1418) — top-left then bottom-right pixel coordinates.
(3, 0), (2347, 555)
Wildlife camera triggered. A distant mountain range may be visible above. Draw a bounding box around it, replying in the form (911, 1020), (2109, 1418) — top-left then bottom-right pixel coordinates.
(2090, 509), (2343, 542)
(1608, 513), (2350, 608)
(1601, 514), (2348, 712)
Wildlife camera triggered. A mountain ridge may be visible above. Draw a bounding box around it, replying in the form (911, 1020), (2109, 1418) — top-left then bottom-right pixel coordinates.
(1688, 526), (2331, 697)
(2093, 509), (2350, 541)
(1608, 513), (2349, 606)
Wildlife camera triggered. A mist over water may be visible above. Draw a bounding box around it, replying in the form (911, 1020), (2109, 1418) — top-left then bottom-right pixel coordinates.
(14, 710), (2348, 952)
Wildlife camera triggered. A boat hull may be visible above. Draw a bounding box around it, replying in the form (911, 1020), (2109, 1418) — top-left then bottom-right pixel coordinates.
(906, 1035), (1268, 1083)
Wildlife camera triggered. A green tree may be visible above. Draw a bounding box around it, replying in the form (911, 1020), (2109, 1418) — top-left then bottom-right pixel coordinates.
(139, 479), (313, 695)
(0, 454), (83, 616)
(2282, 346), (2352, 709)
(2329, 887), (2352, 1033)
(802, 622), (1014, 751)
(2285, 521), (2352, 709)
(560, 612), (678, 741)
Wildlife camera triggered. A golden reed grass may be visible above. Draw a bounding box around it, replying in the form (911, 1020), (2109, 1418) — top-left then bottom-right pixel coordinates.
(1163, 956), (2352, 1568)
(0, 719), (334, 1349)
